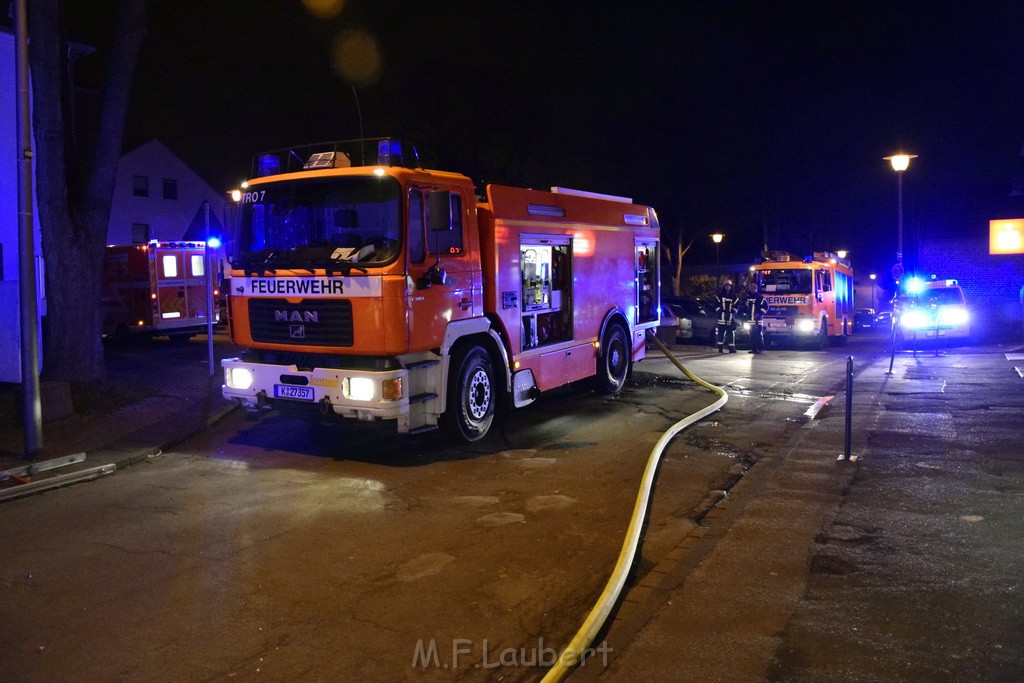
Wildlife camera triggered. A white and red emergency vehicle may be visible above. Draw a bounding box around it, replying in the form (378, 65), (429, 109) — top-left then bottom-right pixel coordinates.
(752, 251), (854, 348)
(101, 241), (219, 340)
(221, 139), (661, 441)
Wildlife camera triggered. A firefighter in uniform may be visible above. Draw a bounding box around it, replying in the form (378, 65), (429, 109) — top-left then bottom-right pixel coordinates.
(715, 280), (739, 353)
(742, 280), (770, 354)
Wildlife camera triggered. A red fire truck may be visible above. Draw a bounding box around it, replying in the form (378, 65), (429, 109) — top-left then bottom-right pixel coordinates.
(752, 251), (854, 348)
(101, 241), (219, 341)
(221, 139), (661, 441)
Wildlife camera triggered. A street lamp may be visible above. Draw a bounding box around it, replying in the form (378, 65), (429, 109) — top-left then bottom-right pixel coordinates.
(711, 233), (724, 266)
(869, 272), (877, 310)
(883, 153), (917, 267)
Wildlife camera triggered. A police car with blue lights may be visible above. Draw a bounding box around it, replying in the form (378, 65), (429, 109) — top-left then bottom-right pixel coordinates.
(897, 277), (970, 342)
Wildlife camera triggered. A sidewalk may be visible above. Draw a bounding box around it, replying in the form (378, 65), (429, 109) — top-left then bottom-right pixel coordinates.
(598, 342), (1024, 681)
(0, 335), (238, 501)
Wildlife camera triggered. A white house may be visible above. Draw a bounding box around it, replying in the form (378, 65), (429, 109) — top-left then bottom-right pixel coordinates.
(107, 139), (226, 245)
(0, 29), (43, 383)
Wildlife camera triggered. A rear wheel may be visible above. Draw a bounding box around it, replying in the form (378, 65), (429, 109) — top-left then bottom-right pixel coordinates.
(441, 345), (496, 442)
(596, 323), (630, 394)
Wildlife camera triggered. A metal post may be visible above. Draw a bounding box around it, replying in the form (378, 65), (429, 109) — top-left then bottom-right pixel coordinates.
(15, 0), (42, 457)
(896, 171), (904, 265)
(842, 355), (855, 461)
(204, 202), (215, 376)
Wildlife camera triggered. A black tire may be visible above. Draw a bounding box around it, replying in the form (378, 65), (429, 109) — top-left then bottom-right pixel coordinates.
(441, 345), (496, 442)
(596, 323), (630, 394)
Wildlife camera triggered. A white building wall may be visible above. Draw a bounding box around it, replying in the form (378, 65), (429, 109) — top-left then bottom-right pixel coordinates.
(0, 29), (43, 382)
(107, 139), (226, 245)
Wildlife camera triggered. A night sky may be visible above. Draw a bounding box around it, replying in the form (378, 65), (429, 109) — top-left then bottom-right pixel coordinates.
(66, 1), (1024, 282)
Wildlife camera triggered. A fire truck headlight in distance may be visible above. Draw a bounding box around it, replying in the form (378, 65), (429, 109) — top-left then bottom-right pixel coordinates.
(796, 318), (815, 333)
(346, 377), (375, 401)
(938, 306), (969, 326)
(901, 309), (930, 330)
(742, 321), (752, 331)
(226, 367), (254, 390)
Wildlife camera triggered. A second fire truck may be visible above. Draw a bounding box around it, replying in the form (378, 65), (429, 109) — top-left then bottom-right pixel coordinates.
(221, 139), (661, 441)
(751, 251), (854, 348)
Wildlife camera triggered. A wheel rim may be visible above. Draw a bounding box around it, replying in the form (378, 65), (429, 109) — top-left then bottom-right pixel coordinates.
(466, 368), (491, 421)
(608, 335), (627, 380)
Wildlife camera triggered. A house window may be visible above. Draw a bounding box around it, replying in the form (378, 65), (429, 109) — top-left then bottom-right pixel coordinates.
(132, 175), (149, 197)
(163, 178), (178, 200)
(131, 223), (150, 243)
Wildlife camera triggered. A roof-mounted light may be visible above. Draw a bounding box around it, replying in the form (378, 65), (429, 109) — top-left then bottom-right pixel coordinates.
(257, 154), (281, 177)
(377, 139), (419, 167)
(304, 150), (352, 170)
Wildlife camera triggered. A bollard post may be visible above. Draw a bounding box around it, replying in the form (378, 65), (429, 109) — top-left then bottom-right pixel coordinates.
(841, 355), (856, 461)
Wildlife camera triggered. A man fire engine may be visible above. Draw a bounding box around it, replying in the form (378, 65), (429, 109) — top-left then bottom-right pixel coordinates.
(221, 139), (661, 441)
(751, 251), (854, 348)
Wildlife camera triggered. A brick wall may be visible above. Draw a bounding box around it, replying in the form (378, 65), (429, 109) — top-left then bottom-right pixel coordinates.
(917, 235), (1024, 339)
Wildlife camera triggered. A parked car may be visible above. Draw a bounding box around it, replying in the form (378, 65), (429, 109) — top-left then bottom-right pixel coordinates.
(854, 308), (877, 330)
(664, 296), (749, 347)
(658, 303), (693, 343)
(874, 310), (893, 328)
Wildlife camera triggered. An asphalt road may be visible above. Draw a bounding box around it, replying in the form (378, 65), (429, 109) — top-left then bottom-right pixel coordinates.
(4, 330), (1007, 681)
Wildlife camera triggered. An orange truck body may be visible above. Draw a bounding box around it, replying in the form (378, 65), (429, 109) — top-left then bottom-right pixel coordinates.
(101, 241), (218, 339)
(753, 251), (855, 347)
(221, 139), (661, 441)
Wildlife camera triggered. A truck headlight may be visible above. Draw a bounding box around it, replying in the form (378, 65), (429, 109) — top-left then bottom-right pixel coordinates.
(347, 377), (375, 401)
(938, 306), (968, 325)
(901, 310), (929, 330)
(226, 367), (254, 390)
(795, 318), (815, 333)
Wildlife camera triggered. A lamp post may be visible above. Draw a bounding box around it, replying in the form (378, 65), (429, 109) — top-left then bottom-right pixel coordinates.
(711, 233), (724, 266)
(884, 153), (917, 267)
(869, 273), (877, 310)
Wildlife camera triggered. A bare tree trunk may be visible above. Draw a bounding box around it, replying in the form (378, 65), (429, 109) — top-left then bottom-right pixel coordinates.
(29, 0), (147, 384)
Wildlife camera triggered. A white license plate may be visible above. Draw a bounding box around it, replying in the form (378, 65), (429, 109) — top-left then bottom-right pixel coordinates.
(768, 321), (787, 329)
(274, 384), (314, 401)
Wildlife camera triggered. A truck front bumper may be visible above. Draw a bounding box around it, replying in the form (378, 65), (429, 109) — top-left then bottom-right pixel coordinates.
(221, 357), (409, 422)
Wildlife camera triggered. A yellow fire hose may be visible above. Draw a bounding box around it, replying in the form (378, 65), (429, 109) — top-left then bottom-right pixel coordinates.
(541, 332), (729, 681)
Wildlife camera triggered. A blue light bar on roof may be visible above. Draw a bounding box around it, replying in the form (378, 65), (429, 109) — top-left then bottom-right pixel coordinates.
(257, 154), (281, 177)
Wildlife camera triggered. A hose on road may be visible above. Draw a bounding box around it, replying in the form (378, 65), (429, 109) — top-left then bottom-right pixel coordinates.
(541, 332), (729, 681)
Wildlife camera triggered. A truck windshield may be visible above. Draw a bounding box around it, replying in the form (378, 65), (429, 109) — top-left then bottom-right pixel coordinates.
(759, 269), (813, 294)
(231, 176), (401, 271)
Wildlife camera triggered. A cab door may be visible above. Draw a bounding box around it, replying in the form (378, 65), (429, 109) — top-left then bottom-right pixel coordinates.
(406, 187), (478, 352)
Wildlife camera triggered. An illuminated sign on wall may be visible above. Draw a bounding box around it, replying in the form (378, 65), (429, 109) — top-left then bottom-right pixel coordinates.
(989, 219), (1024, 254)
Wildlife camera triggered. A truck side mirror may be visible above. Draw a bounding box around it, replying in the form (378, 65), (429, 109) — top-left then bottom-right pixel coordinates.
(416, 265), (447, 290)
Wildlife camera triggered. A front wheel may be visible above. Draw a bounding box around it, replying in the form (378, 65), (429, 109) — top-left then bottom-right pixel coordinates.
(595, 323), (630, 394)
(441, 345), (496, 442)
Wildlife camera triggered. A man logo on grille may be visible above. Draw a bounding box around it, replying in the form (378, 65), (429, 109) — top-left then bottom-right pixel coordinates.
(290, 324), (306, 339)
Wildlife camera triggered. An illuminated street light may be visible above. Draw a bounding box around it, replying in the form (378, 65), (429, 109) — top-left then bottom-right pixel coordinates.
(710, 232), (724, 266)
(883, 153), (918, 267)
(836, 249), (848, 259)
(869, 272), (877, 310)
